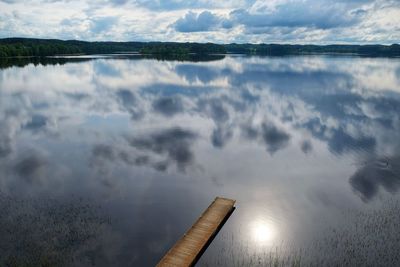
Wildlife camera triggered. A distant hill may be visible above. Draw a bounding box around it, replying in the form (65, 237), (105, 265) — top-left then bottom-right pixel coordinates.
(0, 38), (399, 57)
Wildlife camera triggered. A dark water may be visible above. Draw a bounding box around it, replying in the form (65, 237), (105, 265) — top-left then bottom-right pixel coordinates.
(1, 55), (400, 266)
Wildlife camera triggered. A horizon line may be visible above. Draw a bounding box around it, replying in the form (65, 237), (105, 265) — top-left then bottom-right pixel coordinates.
(0, 37), (398, 47)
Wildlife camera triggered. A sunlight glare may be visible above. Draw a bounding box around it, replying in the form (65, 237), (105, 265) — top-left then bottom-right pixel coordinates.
(251, 220), (276, 244)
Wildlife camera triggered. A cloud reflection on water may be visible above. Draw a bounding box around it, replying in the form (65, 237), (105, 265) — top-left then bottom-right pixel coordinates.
(350, 155), (400, 201)
(1, 55), (400, 265)
(127, 127), (198, 172)
(1, 56), (400, 193)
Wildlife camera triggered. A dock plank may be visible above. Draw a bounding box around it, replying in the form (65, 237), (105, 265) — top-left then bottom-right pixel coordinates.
(157, 197), (236, 267)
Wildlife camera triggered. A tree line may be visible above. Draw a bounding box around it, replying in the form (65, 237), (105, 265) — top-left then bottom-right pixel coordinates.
(224, 43), (400, 56)
(0, 38), (226, 57)
(0, 38), (399, 57)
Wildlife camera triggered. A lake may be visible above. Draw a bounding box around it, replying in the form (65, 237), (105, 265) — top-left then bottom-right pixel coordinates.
(1, 54), (400, 266)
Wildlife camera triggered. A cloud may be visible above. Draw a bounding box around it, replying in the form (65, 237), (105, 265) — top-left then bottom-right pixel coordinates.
(92, 144), (116, 161)
(115, 89), (144, 119)
(211, 125), (233, 148)
(152, 96), (184, 117)
(303, 118), (377, 156)
(229, 2), (365, 30)
(127, 127), (197, 171)
(328, 129), (376, 155)
(241, 122), (292, 154)
(0, 109), (25, 158)
(261, 123), (291, 154)
(1, 48), (400, 207)
(133, 0), (211, 10)
(350, 155), (400, 201)
(109, 0), (130, 5)
(196, 97), (234, 148)
(91, 144), (155, 172)
(175, 64), (222, 84)
(0, 0), (399, 43)
(0, 128), (13, 158)
(13, 154), (47, 184)
(93, 60), (121, 77)
(23, 114), (48, 132)
(301, 140), (313, 154)
(90, 127), (198, 174)
(173, 11), (222, 32)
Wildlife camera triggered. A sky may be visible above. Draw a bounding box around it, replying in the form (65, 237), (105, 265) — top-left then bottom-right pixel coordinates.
(0, 0), (399, 44)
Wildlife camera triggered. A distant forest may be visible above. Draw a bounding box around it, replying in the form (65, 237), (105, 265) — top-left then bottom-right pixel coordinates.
(0, 38), (399, 57)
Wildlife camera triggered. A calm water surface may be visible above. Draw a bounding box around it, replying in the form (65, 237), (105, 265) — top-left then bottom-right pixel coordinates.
(1, 55), (400, 266)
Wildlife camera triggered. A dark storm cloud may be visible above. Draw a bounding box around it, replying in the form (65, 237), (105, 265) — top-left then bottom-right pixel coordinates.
(350, 155), (400, 201)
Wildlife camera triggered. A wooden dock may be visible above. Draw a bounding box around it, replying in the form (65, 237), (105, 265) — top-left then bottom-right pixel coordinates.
(157, 197), (236, 267)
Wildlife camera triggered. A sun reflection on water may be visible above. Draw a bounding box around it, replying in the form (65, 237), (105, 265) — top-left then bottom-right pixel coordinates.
(250, 219), (277, 245)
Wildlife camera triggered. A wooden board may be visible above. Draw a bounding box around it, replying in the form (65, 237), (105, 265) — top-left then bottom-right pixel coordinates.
(157, 197), (236, 267)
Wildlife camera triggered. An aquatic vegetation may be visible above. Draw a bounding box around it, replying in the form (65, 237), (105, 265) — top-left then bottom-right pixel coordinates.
(200, 199), (400, 267)
(0, 194), (111, 267)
